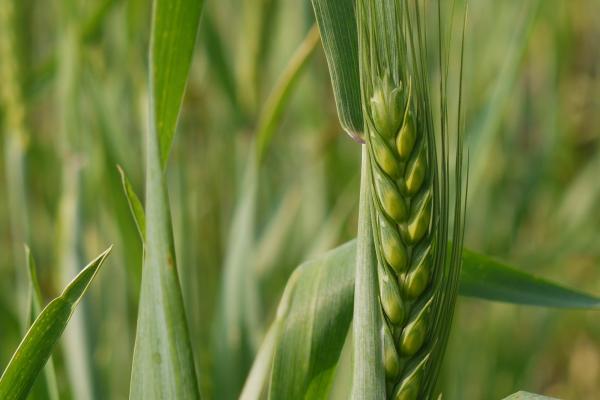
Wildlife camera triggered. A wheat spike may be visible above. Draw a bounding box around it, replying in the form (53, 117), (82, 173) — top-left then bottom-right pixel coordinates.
(357, 0), (467, 398)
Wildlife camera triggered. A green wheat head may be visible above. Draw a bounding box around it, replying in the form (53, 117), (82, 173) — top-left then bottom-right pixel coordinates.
(357, 1), (467, 398)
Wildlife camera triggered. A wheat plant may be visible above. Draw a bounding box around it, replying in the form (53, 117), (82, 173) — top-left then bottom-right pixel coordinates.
(0, 0), (599, 399)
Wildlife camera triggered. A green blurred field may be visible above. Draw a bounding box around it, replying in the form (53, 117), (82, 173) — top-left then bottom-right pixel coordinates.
(0, 0), (598, 398)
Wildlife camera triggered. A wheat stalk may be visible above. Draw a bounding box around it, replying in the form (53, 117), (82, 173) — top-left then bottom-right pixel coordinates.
(357, 1), (466, 398)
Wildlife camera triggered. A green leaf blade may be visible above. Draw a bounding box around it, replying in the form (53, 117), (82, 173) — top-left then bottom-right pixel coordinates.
(460, 249), (600, 309)
(253, 239), (599, 399)
(269, 241), (355, 400)
(0, 248), (111, 400)
(129, 0), (204, 398)
(311, 0), (363, 140)
(117, 165), (146, 242)
(24, 246), (60, 400)
(150, 0), (204, 167)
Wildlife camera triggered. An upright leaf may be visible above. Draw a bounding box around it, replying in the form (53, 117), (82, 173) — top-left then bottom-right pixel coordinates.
(351, 148), (385, 399)
(129, 0), (204, 398)
(0, 248), (112, 400)
(152, 0), (204, 167)
(117, 165), (146, 243)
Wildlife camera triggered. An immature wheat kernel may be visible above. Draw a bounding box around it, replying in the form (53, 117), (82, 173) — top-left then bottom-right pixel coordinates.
(366, 74), (437, 398)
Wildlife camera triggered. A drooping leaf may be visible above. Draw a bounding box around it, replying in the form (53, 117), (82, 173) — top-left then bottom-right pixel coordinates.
(311, 0), (363, 140)
(502, 391), (558, 400)
(24, 247), (59, 400)
(129, 0), (204, 398)
(459, 249), (600, 309)
(256, 239), (600, 398)
(0, 247), (112, 400)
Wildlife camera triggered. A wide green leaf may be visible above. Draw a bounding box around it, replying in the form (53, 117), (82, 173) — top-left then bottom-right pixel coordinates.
(257, 239), (599, 398)
(269, 241), (355, 399)
(311, 0), (363, 141)
(129, 0), (204, 398)
(0, 247), (112, 400)
(503, 391), (558, 400)
(151, 0), (204, 167)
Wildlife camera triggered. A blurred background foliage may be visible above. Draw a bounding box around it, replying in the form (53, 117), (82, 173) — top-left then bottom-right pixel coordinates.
(0, 0), (598, 399)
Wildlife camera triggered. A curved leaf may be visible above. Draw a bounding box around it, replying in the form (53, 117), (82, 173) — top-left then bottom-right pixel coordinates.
(269, 241), (355, 400)
(0, 247), (112, 400)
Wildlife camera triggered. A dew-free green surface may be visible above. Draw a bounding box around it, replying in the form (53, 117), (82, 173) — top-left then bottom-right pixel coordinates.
(129, 0), (204, 398)
(0, 248), (111, 400)
(259, 239), (600, 398)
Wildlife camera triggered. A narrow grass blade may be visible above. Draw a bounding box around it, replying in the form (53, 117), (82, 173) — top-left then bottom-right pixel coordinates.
(24, 247), (59, 400)
(255, 25), (320, 163)
(0, 247), (112, 400)
(268, 241), (355, 399)
(130, 0), (204, 398)
(117, 165), (146, 243)
(151, 0), (204, 167)
(503, 391), (558, 400)
(311, 0), (363, 140)
(459, 249), (600, 309)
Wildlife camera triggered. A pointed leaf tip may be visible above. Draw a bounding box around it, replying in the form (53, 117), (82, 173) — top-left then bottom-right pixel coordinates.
(0, 248), (113, 400)
(61, 246), (112, 305)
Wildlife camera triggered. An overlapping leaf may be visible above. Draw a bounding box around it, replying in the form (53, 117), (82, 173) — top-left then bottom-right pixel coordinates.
(260, 240), (600, 398)
(129, 0), (204, 398)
